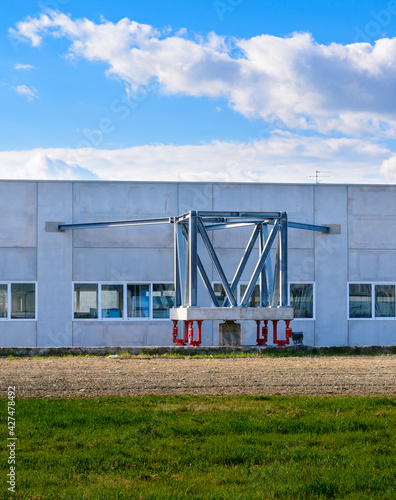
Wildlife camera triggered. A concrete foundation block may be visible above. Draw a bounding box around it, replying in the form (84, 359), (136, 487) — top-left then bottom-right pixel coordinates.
(219, 321), (241, 346)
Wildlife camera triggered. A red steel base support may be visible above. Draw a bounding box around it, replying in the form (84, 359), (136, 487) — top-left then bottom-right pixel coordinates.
(256, 320), (268, 345)
(172, 320), (203, 346)
(273, 319), (292, 346)
(256, 319), (293, 346)
(189, 320), (202, 346)
(172, 320), (188, 345)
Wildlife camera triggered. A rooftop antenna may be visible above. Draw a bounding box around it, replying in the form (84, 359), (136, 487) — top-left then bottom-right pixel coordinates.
(308, 170), (330, 184)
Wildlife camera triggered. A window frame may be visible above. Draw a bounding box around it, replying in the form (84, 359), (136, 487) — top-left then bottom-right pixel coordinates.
(0, 281), (38, 321)
(288, 282), (315, 321)
(348, 282), (396, 320)
(72, 281), (174, 321)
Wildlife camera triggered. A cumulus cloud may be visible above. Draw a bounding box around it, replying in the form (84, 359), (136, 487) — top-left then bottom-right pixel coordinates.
(0, 151), (99, 180)
(14, 63), (34, 70)
(9, 10), (396, 136)
(12, 84), (38, 101)
(0, 135), (390, 183)
(380, 154), (396, 182)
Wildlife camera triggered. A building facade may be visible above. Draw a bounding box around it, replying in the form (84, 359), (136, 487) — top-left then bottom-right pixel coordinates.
(0, 180), (395, 347)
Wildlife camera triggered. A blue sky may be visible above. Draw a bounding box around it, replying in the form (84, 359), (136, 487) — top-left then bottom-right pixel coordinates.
(2, 0), (396, 183)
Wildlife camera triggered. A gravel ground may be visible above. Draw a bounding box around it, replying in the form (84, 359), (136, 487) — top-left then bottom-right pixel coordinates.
(1, 355), (396, 398)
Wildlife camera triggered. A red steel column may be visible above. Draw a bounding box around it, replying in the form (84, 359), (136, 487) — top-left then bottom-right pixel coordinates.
(262, 320), (268, 345)
(285, 320), (292, 345)
(188, 321), (194, 345)
(184, 321), (189, 344)
(197, 320), (202, 346)
(172, 320), (178, 343)
(272, 320), (278, 346)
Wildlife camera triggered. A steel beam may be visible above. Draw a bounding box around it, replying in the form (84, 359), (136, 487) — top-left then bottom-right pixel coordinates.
(272, 233), (281, 307)
(197, 218), (237, 307)
(224, 224), (261, 307)
(181, 226), (220, 307)
(174, 223), (181, 307)
(241, 219), (280, 307)
(188, 211), (198, 307)
(197, 211), (281, 219)
(262, 224), (273, 304)
(176, 223), (186, 306)
(280, 212), (288, 307)
(204, 222), (258, 231)
(259, 225), (269, 307)
(287, 221), (330, 232)
(58, 217), (173, 231)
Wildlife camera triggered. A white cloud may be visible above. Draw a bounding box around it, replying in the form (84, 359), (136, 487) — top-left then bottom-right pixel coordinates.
(0, 135), (390, 183)
(0, 151), (99, 180)
(9, 11), (396, 137)
(380, 154), (396, 182)
(12, 84), (38, 101)
(14, 63), (34, 70)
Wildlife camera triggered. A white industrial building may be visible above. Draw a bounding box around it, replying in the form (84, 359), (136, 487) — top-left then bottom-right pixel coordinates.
(0, 180), (395, 347)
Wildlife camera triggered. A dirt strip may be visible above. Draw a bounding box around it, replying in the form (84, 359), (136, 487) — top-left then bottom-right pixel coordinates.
(1, 356), (395, 398)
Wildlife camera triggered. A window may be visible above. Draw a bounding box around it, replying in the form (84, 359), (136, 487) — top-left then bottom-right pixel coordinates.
(153, 284), (175, 319)
(11, 283), (35, 319)
(349, 284), (372, 318)
(73, 282), (173, 320)
(0, 284), (7, 319)
(213, 282), (315, 315)
(127, 284), (150, 318)
(290, 283), (314, 319)
(240, 284), (260, 307)
(375, 285), (395, 318)
(101, 284), (123, 319)
(213, 283), (260, 307)
(0, 283), (36, 321)
(214, 283), (227, 306)
(349, 283), (396, 319)
(74, 284), (98, 319)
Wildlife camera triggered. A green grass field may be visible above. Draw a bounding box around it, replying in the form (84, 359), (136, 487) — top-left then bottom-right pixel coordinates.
(1, 396), (396, 499)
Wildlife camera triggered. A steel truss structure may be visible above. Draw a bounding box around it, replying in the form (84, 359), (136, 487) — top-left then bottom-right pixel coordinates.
(58, 211), (330, 347)
(174, 211), (288, 309)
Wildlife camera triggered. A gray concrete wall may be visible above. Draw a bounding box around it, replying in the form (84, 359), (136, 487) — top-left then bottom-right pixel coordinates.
(0, 182), (37, 346)
(347, 186), (396, 346)
(1, 181), (396, 347)
(37, 182), (73, 346)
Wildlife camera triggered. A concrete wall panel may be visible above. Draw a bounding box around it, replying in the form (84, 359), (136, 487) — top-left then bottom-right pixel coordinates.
(0, 322), (36, 347)
(37, 183), (73, 347)
(288, 249), (315, 282)
(74, 182), (178, 218)
(73, 182), (177, 248)
(212, 184), (313, 215)
(0, 248), (36, 281)
(73, 225), (174, 249)
(73, 248), (174, 282)
(348, 186), (396, 216)
(348, 321), (396, 346)
(73, 322), (146, 346)
(314, 186), (348, 346)
(349, 250), (396, 282)
(349, 215), (396, 249)
(178, 183), (214, 213)
(0, 182), (36, 247)
(146, 322), (173, 346)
